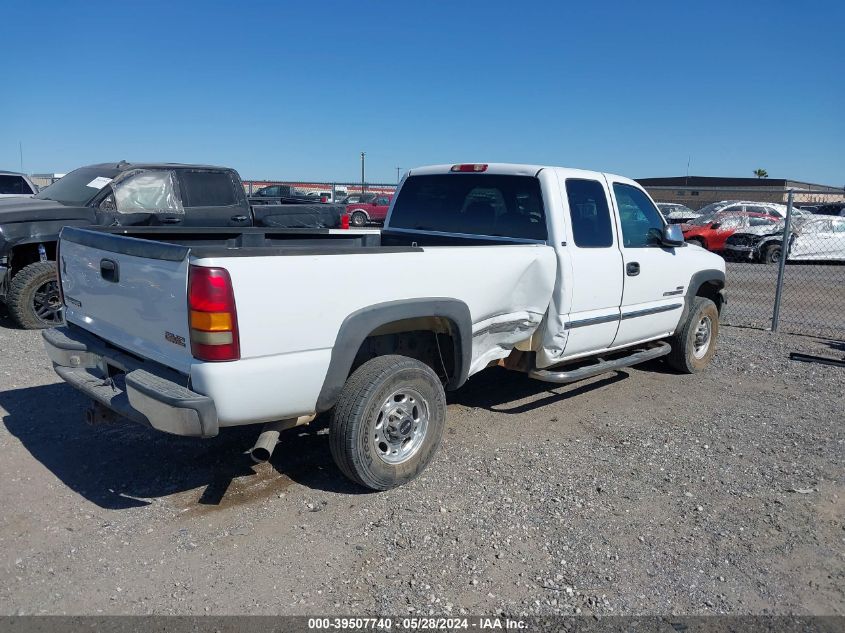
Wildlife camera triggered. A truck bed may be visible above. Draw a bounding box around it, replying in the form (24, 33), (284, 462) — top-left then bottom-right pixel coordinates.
(57, 225), (557, 425)
(77, 225), (387, 257)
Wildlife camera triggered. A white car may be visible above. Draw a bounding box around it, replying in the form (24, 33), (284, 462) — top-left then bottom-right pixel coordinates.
(44, 163), (726, 490)
(790, 216), (845, 262)
(0, 171), (38, 198)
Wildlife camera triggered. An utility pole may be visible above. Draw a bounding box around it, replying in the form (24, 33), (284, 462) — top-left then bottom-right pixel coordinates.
(360, 152), (366, 193)
(396, 166), (402, 184)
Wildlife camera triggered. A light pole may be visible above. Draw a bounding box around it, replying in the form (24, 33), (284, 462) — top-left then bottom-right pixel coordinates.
(360, 152), (366, 193)
(396, 166), (402, 184)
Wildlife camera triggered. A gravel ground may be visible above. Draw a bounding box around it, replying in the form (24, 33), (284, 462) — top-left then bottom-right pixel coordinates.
(0, 312), (843, 616)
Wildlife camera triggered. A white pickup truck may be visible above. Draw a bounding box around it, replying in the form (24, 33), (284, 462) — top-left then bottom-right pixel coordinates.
(44, 163), (726, 490)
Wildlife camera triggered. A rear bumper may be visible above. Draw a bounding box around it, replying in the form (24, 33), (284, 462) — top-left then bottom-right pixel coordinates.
(43, 325), (218, 437)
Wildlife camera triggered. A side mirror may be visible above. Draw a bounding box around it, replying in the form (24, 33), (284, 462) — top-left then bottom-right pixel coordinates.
(710, 222), (722, 230)
(661, 224), (685, 247)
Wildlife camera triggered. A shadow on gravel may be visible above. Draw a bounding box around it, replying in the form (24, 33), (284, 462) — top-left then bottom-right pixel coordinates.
(0, 383), (362, 511)
(450, 365), (630, 413)
(0, 303), (23, 331)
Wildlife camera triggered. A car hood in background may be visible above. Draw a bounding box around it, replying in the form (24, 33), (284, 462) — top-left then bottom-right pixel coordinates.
(0, 197), (95, 224)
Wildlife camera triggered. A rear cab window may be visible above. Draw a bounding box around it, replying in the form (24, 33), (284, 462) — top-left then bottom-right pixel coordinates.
(0, 175), (34, 195)
(389, 174), (547, 240)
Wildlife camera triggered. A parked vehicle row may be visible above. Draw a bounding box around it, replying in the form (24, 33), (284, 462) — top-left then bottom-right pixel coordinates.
(653, 198), (845, 263)
(43, 162), (726, 490)
(658, 199), (812, 225)
(0, 162), (350, 329)
(249, 185), (395, 208)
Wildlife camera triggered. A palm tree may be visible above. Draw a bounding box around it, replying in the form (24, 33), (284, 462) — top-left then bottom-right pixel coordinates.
(754, 169), (768, 179)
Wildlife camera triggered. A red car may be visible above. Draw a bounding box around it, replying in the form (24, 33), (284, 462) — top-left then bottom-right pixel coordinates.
(346, 194), (393, 226)
(682, 212), (780, 252)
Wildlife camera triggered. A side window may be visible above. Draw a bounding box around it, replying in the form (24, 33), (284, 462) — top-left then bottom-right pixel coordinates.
(717, 216), (746, 229)
(112, 170), (183, 214)
(749, 216), (776, 227)
(179, 171), (238, 207)
(565, 179), (613, 248)
(745, 205), (769, 214)
(612, 183), (665, 248)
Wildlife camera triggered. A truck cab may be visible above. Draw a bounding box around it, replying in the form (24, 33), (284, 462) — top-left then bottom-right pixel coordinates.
(383, 164), (724, 367)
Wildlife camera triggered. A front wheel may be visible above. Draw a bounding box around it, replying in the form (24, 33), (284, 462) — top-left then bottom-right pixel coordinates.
(350, 211), (367, 227)
(330, 355), (446, 490)
(666, 296), (719, 373)
(7, 261), (64, 329)
(762, 243), (782, 264)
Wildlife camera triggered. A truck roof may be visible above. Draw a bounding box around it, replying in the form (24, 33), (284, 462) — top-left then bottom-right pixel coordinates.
(407, 162), (636, 185)
(85, 161), (235, 172)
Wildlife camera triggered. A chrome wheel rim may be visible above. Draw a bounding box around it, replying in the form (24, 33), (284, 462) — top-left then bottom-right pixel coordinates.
(33, 279), (63, 325)
(692, 315), (712, 359)
(372, 388), (429, 465)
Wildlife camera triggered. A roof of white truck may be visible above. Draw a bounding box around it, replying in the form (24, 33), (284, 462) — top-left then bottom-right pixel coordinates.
(407, 163), (636, 186)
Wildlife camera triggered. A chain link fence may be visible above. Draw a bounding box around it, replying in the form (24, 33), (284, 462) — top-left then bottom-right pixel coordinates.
(648, 186), (845, 339)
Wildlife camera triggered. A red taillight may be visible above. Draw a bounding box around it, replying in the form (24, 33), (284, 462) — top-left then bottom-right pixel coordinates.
(450, 163), (488, 173)
(188, 265), (240, 361)
(320, 195), (328, 203)
(340, 213), (350, 229)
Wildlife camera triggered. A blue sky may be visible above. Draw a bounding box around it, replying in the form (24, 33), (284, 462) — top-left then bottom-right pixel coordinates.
(2, 1), (843, 185)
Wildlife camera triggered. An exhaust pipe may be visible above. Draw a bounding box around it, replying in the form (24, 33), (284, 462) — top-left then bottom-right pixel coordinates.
(250, 415), (315, 463)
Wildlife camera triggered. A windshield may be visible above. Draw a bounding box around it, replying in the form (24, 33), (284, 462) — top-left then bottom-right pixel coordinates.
(34, 166), (121, 205)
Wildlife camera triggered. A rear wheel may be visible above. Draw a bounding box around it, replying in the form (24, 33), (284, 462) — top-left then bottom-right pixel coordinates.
(666, 297), (719, 373)
(7, 261), (64, 329)
(330, 355), (446, 490)
(350, 211), (367, 227)
(762, 243), (782, 264)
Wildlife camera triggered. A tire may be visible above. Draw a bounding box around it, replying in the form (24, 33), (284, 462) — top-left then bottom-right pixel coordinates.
(7, 261), (64, 330)
(666, 296), (719, 374)
(762, 243), (782, 264)
(350, 211), (367, 227)
(330, 355), (446, 491)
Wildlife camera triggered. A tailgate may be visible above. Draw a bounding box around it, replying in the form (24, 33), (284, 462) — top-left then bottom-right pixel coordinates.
(58, 227), (194, 374)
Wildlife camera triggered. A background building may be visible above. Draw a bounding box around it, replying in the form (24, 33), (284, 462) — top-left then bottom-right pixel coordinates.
(637, 176), (844, 209)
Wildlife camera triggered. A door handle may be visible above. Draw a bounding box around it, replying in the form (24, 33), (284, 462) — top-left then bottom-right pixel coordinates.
(100, 259), (119, 283)
(626, 262), (640, 276)
(161, 217), (181, 224)
(230, 215), (249, 222)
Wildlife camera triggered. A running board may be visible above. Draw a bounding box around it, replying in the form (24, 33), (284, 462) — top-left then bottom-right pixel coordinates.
(528, 342), (671, 384)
